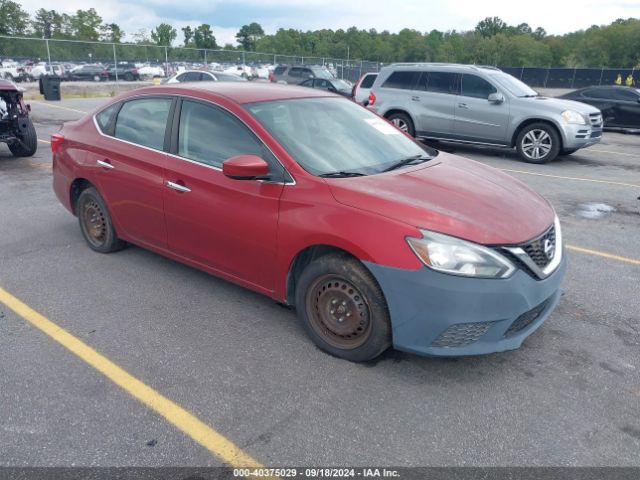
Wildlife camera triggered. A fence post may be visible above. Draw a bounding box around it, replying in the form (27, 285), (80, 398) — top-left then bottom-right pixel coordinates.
(599, 67), (604, 86)
(164, 47), (169, 77)
(543, 66), (550, 88)
(570, 67), (577, 89)
(242, 51), (246, 65)
(359, 60), (363, 79)
(45, 38), (52, 74)
(112, 43), (119, 90)
(520, 66), (524, 80)
(204, 49), (207, 67)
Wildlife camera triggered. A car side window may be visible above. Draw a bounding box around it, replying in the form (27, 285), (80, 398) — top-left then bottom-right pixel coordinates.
(360, 74), (376, 89)
(613, 89), (638, 101)
(301, 69), (313, 78)
(461, 74), (497, 99)
(425, 72), (459, 95)
(289, 67), (302, 78)
(95, 103), (118, 134)
(381, 71), (419, 90)
(114, 98), (172, 150)
(176, 73), (187, 82)
(583, 88), (614, 100)
(177, 100), (268, 169)
(316, 79), (331, 89)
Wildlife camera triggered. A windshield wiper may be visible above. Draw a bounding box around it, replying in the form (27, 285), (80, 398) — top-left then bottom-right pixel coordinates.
(318, 171), (367, 178)
(382, 154), (431, 172)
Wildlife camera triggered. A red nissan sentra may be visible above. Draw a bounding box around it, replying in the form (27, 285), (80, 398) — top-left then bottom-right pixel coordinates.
(52, 83), (565, 362)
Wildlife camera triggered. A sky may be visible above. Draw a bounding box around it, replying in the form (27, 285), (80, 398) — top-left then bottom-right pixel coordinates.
(18, 0), (640, 48)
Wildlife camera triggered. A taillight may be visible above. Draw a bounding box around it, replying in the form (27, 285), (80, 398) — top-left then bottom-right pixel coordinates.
(368, 91), (376, 106)
(268, 72), (274, 82)
(51, 134), (64, 154)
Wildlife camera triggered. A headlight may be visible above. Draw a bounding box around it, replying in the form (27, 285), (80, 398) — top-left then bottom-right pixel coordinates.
(561, 110), (587, 125)
(406, 230), (516, 279)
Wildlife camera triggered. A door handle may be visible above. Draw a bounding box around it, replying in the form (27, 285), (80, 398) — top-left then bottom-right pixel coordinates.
(166, 181), (191, 193)
(458, 103), (469, 109)
(411, 96), (421, 102)
(96, 159), (114, 169)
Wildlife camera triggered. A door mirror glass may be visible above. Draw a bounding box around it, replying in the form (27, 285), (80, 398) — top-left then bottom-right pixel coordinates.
(223, 155), (270, 180)
(488, 92), (505, 104)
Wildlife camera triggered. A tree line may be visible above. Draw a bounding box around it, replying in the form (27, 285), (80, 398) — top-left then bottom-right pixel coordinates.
(0, 0), (639, 67)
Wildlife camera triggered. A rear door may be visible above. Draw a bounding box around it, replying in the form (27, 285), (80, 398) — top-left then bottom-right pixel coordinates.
(611, 89), (640, 128)
(453, 74), (509, 143)
(414, 71), (458, 136)
(91, 96), (173, 249)
(162, 98), (287, 291)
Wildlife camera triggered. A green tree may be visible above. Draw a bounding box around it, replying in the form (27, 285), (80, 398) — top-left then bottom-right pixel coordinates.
(0, 0), (29, 36)
(182, 26), (193, 46)
(194, 24), (217, 50)
(475, 16), (508, 38)
(71, 8), (103, 40)
(31, 8), (57, 38)
(100, 23), (123, 43)
(151, 23), (177, 46)
(236, 22), (265, 50)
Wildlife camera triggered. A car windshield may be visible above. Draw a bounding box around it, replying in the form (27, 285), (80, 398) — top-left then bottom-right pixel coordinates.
(491, 72), (539, 97)
(245, 97), (436, 176)
(312, 68), (334, 80)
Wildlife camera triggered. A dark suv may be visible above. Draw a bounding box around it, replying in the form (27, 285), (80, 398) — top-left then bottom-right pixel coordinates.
(0, 79), (37, 157)
(270, 65), (334, 84)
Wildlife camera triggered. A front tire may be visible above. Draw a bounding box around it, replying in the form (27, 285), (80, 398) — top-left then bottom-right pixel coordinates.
(386, 112), (415, 137)
(77, 187), (126, 253)
(8, 118), (37, 157)
(516, 123), (561, 164)
(295, 253), (391, 362)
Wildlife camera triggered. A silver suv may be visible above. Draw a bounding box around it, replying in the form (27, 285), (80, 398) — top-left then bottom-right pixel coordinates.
(367, 63), (603, 163)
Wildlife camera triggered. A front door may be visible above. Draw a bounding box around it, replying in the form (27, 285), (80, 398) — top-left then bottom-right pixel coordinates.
(162, 99), (286, 291)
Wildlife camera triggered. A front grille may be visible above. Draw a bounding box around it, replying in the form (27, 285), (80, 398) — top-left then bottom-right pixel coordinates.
(589, 113), (603, 128)
(522, 224), (556, 269)
(504, 300), (549, 337)
(432, 322), (494, 348)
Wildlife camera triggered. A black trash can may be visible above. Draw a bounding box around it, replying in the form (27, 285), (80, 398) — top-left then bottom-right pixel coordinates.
(41, 75), (62, 101)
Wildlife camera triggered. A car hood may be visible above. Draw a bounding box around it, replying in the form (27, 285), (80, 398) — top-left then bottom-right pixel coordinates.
(527, 96), (600, 115)
(326, 152), (554, 245)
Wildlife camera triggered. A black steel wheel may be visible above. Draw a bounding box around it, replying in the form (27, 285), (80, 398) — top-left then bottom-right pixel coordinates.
(8, 117), (37, 157)
(77, 187), (125, 253)
(295, 253), (391, 361)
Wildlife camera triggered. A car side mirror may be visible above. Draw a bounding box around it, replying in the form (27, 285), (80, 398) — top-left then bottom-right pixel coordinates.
(488, 92), (505, 104)
(222, 155), (270, 180)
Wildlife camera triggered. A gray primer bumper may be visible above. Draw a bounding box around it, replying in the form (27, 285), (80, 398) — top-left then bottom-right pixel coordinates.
(364, 254), (566, 357)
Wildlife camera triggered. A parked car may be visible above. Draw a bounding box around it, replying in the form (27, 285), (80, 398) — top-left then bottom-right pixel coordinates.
(368, 63), (603, 163)
(0, 79), (37, 157)
(559, 86), (640, 130)
(0, 60), (29, 83)
(352, 72), (378, 105)
(223, 64), (253, 79)
(270, 65), (334, 84)
(163, 70), (247, 84)
(299, 77), (352, 97)
(67, 65), (109, 82)
(51, 82), (565, 362)
(30, 62), (65, 80)
(105, 63), (140, 81)
(136, 64), (165, 79)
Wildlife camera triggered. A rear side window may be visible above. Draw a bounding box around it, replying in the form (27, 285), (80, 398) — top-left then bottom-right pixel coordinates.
(583, 88), (614, 99)
(95, 103), (118, 134)
(274, 66), (287, 75)
(289, 67), (303, 78)
(425, 72), (459, 94)
(382, 71), (419, 90)
(360, 74), (377, 89)
(177, 100), (265, 168)
(461, 74), (497, 99)
(114, 98), (172, 150)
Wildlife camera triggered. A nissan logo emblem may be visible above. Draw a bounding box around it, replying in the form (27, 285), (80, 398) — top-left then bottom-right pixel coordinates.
(543, 238), (555, 260)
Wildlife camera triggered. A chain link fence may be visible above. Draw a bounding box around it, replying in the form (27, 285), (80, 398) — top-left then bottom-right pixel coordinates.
(0, 36), (636, 89)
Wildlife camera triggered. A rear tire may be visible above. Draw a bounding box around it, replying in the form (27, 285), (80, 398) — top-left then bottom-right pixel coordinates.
(386, 112), (415, 137)
(295, 253), (391, 362)
(516, 123), (561, 164)
(77, 187), (126, 253)
(8, 118), (37, 157)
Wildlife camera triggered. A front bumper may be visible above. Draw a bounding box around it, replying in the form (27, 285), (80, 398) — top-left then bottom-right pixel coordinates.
(364, 253), (566, 357)
(562, 123), (603, 150)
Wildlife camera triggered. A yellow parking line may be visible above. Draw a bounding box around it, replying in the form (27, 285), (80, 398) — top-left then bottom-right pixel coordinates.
(30, 101), (87, 114)
(567, 245), (640, 266)
(38, 138), (50, 144)
(0, 286), (265, 469)
(501, 168), (640, 189)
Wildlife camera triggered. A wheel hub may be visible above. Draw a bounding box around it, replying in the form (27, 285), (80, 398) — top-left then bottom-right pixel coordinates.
(307, 276), (371, 349)
(83, 201), (106, 243)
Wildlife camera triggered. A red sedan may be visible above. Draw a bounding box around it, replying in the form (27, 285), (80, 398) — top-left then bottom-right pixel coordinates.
(52, 83), (565, 361)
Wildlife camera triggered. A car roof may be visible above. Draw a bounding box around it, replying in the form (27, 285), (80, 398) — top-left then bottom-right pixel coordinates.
(128, 82), (335, 104)
(384, 62), (502, 73)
